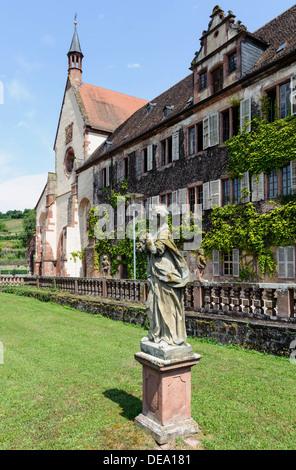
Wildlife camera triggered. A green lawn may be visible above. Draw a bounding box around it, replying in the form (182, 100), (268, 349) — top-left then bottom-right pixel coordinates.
(0, 292), (296, 450)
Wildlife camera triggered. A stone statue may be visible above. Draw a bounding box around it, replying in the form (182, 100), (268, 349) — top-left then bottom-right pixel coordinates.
(137, 205), (190, 351)
(101, 255), (110, 278)
(196, 248), (207, 280)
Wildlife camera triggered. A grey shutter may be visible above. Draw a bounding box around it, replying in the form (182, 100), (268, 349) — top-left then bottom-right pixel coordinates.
(291, 160), (296, 194)
(152, 196), (159, 207)
(98, 170), (103, 189)
(287, 246), (295, 279)
(203, 182), (211, 210)
(203, 117), (209, 150)
(240, 97), (252, 133)
(241, 171), (250, 203)
(147, 145), (153, 171)
(106, 164), (110, 187)
(232, 249), (240, 278)
(251, 173), (265, 202)
(209, 113), (219, 147)
(213, 250), (220, 276)
(179, 188), (188, 214)
(210, 180), (221, 208)
(291, 75), (296, 116)
(172, 190), (179, 215)
(172, 131), (180, 161)
(118, 160), (124, 182)
(277, 247), (287, 279)
(137, 151), (143, 175)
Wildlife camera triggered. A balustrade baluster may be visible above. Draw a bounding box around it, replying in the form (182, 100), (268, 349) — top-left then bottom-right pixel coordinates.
(265, 289), (277, 317)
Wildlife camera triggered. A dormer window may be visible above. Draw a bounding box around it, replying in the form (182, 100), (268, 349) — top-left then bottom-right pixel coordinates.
(212, 66), (223, 94)
(199, 71), (207, 91)
(146, 103), (157, 114)
(104, 141), (112, 151)
(228, 51), (237, 74)
(163, 106), (174, 118)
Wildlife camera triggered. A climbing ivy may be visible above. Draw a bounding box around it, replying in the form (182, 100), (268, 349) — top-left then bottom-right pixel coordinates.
(226, 115), (296, 178)
(202, 202), (296, 279)
(201, 114), (296, 279)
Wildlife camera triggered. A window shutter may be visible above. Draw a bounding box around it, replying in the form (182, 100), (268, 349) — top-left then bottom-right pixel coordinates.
(172, 190), (179, 215)
(152, 196), (159, 207)
(232, 249), (240, 278)
(118, 160), (124, 182)
(240, 171), (250, 203)
(240, 97), (251, 133)
(291, 75), (296, 116)
(147, 145), (153, 171)
(203, 117), (209, 149)
(277, 247), (287, 278)
(213, 250), (220, 276)
(203, 182), (211, 210)
(209, 113), (219, 146)
(287, 246), (295, 279)
(210, 180), (221, 208)
(137, 151), (143, 175)
(172, 131), (180, 161)
(179, 188), (188, 216)
(98, 170), (103, 189)
(291, 160), (296, 194)
(251, 173), (264, 202)
(106, 164), (110, 187)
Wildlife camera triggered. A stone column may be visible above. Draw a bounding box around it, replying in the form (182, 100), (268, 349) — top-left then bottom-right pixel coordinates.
(135, 344), (201, 445)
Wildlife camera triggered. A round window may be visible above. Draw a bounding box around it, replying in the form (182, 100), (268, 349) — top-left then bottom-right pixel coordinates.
(64, 148), (75, 174)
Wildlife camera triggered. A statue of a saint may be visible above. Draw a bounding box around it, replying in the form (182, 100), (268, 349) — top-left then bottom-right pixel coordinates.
(101, 255), (110, 278)
(137, 205), (189, 347)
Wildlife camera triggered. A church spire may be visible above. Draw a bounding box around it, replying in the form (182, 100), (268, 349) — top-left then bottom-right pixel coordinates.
(67, 16), (83, 85)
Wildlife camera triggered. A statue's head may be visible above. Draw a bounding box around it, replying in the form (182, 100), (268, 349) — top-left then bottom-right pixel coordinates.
(150, 205), (169, 219)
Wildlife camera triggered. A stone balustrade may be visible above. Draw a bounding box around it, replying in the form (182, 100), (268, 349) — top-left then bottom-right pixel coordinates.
(0, 276), (295, 321)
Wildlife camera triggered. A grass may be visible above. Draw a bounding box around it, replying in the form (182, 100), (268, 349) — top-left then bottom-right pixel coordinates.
(0, 292), (296, 450)
(3, 219), (23, 233)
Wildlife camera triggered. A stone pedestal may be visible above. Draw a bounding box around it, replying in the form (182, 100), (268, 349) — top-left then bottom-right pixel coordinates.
(134, 342), (201, 444)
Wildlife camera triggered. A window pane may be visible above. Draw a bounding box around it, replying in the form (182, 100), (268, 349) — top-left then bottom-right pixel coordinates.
(189, 127), (195, 155)
(233, 178), (240, 204)
(199, 71), (207, 91)
(268, 168), (278, 199)
(161, 141), (166, 166)
(189, 188), (195, 213)
(229, 52), (237, 74)
(223, 180), (230, 205)
(213, 66), (223, 93)
(282, 165), (291, 196)
(280, 82), (290, 119)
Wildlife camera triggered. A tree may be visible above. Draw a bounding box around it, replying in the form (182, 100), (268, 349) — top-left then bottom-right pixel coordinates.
(20, 210), (36, 247)
(0, 220), (8, 232)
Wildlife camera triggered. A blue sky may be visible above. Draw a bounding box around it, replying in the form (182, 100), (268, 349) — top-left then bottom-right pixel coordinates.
(0, 0), (295, 212)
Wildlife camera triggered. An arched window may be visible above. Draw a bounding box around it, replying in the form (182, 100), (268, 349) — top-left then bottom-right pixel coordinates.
(64, 147), (75, 175)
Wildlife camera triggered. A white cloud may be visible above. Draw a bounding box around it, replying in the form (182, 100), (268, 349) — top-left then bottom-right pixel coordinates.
(6, 79), (32, 101)
(128, 63), (141, 69)
(0, 174), (47, 212)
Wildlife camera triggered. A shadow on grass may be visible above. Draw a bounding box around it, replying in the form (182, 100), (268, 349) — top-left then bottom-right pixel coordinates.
(104, 389), (142, 421)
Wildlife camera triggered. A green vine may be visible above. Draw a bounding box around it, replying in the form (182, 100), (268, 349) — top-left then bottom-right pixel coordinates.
(226, 115), (296, 178)
(201, 114), (296, 279)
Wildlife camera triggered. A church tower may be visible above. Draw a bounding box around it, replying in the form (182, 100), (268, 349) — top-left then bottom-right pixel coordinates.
(67, 19), (83, 85)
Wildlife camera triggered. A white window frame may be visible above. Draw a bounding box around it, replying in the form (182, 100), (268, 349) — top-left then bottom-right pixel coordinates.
(203, 113), (219, 149)
(278, 246), (295, 279)
(240, 97), (252, 133)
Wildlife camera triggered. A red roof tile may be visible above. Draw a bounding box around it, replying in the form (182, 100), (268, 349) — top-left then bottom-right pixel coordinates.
(78, 83), (148, 133)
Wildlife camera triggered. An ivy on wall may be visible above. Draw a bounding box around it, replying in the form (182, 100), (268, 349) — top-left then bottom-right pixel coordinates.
(201, 202), (296, 279)
(226, 115), (296, 178)
(202, 115), (296, 279)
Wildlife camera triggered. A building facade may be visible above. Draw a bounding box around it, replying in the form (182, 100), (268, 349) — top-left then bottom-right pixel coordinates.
(35, 5), (296, 284)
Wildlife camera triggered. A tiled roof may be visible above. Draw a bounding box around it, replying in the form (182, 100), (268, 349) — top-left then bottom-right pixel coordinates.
(77, 82), (148, 133)
(251, 4), (296, 73)
(79, 74), (194, 169)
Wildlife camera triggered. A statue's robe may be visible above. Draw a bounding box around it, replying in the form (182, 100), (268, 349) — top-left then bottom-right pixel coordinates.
(146, 226), (189, 346)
